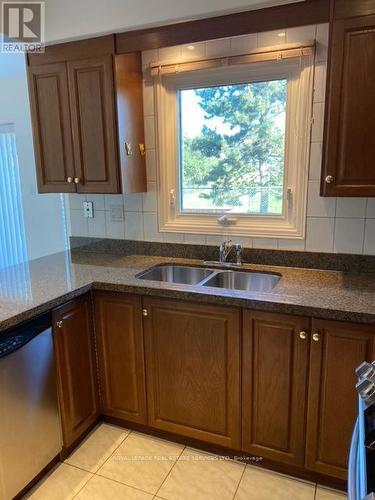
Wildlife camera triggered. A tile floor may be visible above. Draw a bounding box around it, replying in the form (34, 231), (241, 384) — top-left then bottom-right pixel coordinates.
(25, 423), (348, 500)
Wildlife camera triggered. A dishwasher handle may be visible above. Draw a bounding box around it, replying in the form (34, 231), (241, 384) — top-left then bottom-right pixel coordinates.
(0, 312), (52, 359)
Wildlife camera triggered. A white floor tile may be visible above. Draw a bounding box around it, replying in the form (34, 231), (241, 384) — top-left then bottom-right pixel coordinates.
(316, 485), (347, 499)
(158, 447), (245, 500)
(75, 475), (153, 500)
(97, 432), (183, 494)
(65, 423), (129, 473)
(25, 463), (92, 500)
(23, 426), (344, 500)
(234, 466), (315, 500)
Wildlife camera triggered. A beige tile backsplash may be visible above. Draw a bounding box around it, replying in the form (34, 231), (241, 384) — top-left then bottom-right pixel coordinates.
(67, 23), (375, 256)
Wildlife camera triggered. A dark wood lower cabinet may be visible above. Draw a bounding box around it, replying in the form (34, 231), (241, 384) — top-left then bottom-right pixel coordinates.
(242, 311), (310, 466)
(142, 298), (241, 449)
(306, 319), (375, 480)
(53, 294), (99, 449)
(94, 292), (147, 423)
(52, 291), (374, 485)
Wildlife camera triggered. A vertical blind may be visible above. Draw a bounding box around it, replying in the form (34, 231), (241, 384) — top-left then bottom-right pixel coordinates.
(0, 123), (31, 300)
(0, 123), (28, 268)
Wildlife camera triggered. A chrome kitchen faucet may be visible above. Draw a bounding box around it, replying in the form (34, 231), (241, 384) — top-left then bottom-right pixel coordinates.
(219, 240), (242, 265)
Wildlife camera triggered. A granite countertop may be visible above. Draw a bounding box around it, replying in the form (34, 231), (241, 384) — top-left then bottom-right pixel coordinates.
(1, 249), (375, 333)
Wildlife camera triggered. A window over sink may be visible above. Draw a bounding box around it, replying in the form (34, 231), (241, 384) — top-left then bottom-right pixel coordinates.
(153, 45), (314, 239)
(179, 79), (287, 216)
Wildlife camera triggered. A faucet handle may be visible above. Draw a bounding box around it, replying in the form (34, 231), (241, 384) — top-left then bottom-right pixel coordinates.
(235, 243), (242, 265)
(219, 239), (231, 251)
(219, 239), (232, 263)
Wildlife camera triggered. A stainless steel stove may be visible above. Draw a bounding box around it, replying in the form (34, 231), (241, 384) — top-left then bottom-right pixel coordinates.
(349, 362), (375, 500)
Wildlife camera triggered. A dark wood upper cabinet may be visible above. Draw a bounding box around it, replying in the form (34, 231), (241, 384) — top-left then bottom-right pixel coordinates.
(242, 311), (310, 467)
(306, 319), (375, 480)
(334, 0), (375, 19)
(115, 53), (146, 193)
(143, 298), (241, 449)
(27, 36), (146, 194)
(321, 12), (375, 196)
(28, 63), (75, 193)
(68, 56), (120, 193)
(94, 292), (147, 424)
(53, 295), (99, 449)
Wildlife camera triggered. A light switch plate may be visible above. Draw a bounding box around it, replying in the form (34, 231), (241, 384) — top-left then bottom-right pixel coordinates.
(110, 205), (124, 222)
(83, 201), (94, 218)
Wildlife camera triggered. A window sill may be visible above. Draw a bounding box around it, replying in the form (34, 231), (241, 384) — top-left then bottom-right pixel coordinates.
(159, 214), (305, 239)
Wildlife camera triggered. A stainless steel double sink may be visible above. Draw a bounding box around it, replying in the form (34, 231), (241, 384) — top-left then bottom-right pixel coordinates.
(135, 264), (280, 292)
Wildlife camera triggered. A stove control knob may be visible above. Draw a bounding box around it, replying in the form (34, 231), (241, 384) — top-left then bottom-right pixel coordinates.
(356, 361), (375, 381)
(356, 379), (375, 403)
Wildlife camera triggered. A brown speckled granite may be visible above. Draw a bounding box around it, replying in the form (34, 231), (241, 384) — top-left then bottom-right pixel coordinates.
(1, 250), (375, 334)
(70, 237), (375, 273)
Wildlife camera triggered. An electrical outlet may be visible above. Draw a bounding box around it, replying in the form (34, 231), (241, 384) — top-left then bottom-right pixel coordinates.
(83, 201), (94, 218)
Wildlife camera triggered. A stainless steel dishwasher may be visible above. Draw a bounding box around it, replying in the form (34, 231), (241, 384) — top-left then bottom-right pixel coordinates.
(0, 312), (62, 500)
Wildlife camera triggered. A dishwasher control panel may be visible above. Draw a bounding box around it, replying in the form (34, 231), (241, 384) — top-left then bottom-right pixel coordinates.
(0, 336), (25, 356)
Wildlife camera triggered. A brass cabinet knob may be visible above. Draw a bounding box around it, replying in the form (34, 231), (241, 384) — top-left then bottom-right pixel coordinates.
(312, 333), (320, 342)
(138, 143), (146, 156)
(67, 177), (73, 183)
(299, 331), (307, 340)
(74, 177), (80, 184)
(325, 175), (334, 184)
(142, 309), (148, 317)
(56, 321), (63, 329)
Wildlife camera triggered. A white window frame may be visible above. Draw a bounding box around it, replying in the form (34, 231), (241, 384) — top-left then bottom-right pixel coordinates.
(155, 54), (314, 239)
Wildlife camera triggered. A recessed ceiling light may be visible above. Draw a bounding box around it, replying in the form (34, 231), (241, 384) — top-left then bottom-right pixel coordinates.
(186, 45), (195, 51)
(278, 32), (286, 38)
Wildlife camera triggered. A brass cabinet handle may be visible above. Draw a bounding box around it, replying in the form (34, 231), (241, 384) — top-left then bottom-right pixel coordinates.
(299, 331), (307, 340)
(74, 177), (80, 184)
(139, 143), (146, 156)
(56, 320), (63, 329)
(67, 177), (73, 183)
(325, 175), (334, 184)
(142, 308), (148, 317)
(312, 333), (320, 342)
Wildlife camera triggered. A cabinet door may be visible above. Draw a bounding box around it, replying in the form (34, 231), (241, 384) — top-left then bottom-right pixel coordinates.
(242, 311), (310, 466)
(67, 55), (120, 194)
(94, 292), (147, 423)
(143, 298), (241, 448)
(53, 295), (99, 449)
(306, 319), (375, 479)
(321, 15), (375, 196)
(28, 63), (75, 193)
(115, 53), (146, 194)
(334, 0), (375, 19)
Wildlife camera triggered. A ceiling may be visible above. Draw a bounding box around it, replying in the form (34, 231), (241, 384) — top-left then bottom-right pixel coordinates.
(44, 0), (303, 43)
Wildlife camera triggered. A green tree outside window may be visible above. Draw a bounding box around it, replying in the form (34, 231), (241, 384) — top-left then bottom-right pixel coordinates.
(180, 79), (287, 215)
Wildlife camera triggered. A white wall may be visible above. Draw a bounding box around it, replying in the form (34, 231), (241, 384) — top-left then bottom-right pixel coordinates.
(68, 24), (375, 256)
(44, 0), (301, 43)
(0, 53), (68, 261)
